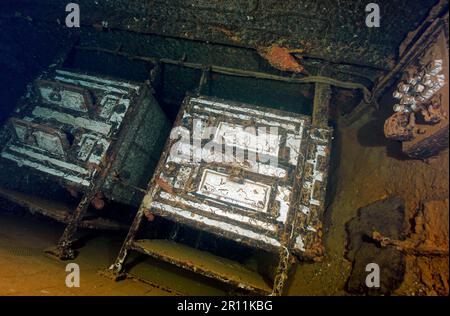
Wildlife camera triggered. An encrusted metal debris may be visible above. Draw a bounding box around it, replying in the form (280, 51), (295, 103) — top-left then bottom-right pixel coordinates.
(2, 69), (140, 189)
(108, 95), (333, 294)
(384, 23), (449, 159)
(0, 65), (170, 259)
(391, 59), (445, 115)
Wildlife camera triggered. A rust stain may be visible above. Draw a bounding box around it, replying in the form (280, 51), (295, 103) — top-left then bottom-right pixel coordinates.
(92, 192), (105, 210)
(210, 26), (242, 43)
(144, 209), (155, 222)
(156, 178), (174, 194)
(87, 162), (102, 172)
(67, 187), (79, 198)
(258, 44), (306, 74)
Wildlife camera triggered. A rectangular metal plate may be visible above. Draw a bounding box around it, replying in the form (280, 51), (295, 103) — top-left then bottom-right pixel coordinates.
(197, 169), (272, 213)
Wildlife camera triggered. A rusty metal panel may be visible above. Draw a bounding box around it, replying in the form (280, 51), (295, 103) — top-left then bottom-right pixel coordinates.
(0, 69), (142, 190)
(0, 60), (171, 258)
(142, 95), (332, 258)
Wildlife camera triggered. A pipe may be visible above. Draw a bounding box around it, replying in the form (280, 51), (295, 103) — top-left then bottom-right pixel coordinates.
(75, 45), (373, 103)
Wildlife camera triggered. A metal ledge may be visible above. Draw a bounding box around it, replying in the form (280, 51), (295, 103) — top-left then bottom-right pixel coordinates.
(0, 186), (127, 231)
(130, 239), (272, 295)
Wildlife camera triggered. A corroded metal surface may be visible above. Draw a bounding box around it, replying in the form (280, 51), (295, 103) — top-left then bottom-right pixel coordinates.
(1, 69), (141, 190)
(0, 66), (170, 258)
(109, 95), (333, 294)
(1, 0), (438, 70)
(384, 112), (416, 141)
(143, 96), (332, 255)
(384, 22), (449, 158)
(130, 239), (272, 295)
(292, 127), (333, 261)
(0, 187), (127, 231)
(312, 83), (332, 127)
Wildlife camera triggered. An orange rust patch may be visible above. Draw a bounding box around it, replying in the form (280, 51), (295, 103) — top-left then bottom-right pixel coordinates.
(258, 44), (305, 73)
(86, 162), (101, 172)
(92, 193), (105, 210)
(156, 178), (174, 194)
(211, 26), (241, 43)
(144, 209), (155, 222)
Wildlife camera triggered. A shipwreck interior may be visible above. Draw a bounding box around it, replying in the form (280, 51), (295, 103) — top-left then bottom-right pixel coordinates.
(0, 0), (448, 296)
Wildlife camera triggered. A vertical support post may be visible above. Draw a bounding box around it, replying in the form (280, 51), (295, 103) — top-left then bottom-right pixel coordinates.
(47, 157), (116, 260)
(272, 247), (292, 296)
(46, 191), (97, 260)
(312, 83), (331, 127)
(109, 205), (147, 274)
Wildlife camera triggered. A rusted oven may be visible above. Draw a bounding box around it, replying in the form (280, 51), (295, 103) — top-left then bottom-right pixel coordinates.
(107, 95), (332, 295)
(0, 67), (171, 259)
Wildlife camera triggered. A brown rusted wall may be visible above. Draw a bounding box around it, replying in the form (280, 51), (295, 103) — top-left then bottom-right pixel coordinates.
(0, 0), (441, 122)
(1, 0), (439, 69)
